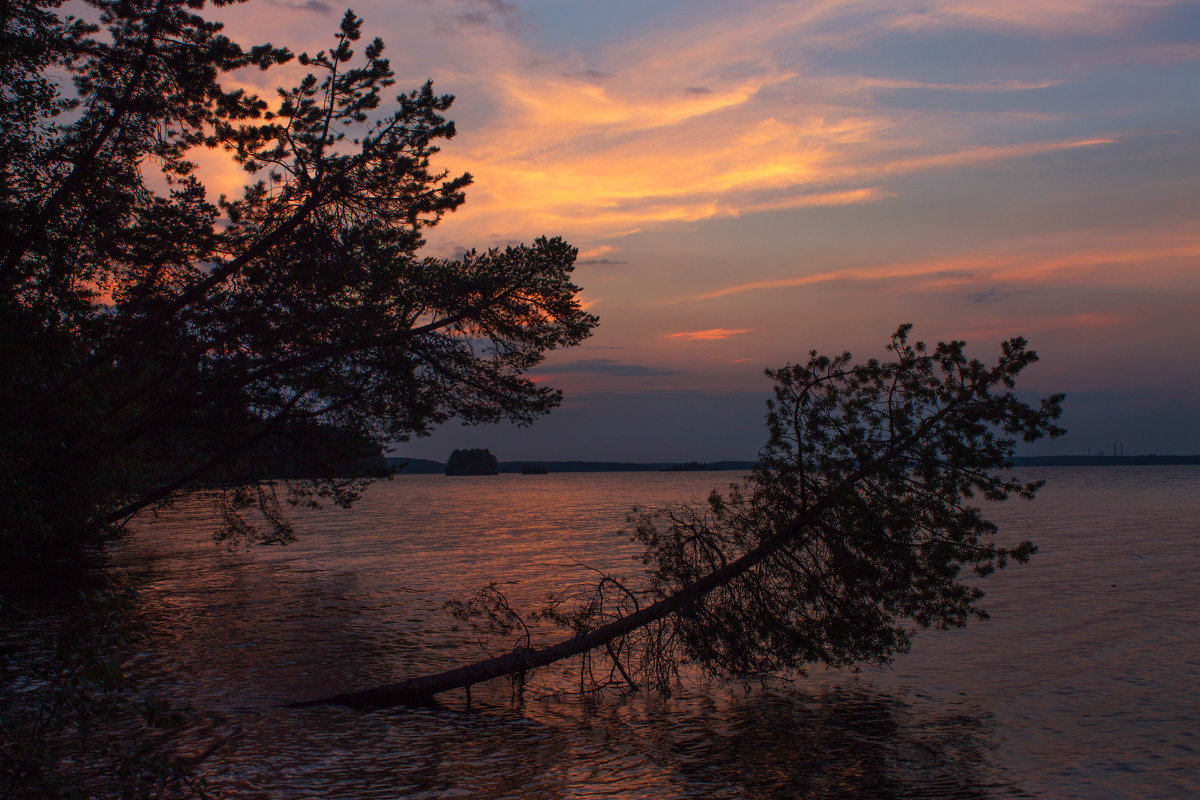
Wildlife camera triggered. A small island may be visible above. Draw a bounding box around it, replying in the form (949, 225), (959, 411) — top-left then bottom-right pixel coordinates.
(445, 448), (500, 476)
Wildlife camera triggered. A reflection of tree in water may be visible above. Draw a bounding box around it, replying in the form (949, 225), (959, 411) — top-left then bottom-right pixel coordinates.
(104, 518), (1029, 799)
(154, 678), (1027, 798)
(586, 684), (1022, 800)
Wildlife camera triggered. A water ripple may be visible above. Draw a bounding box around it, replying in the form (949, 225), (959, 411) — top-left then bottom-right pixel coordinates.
(103, 467), (1200, 799)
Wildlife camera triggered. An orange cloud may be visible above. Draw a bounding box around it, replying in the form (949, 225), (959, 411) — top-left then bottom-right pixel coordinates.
(414, 0), (1140, 246)
(206, 0), (1176, 253)
(860, 138), (1115, 178)
(435, 124), (1107, 242)
(667, 328), (753, 341)
(577, 245), (622, 261)
(674, 258), (997, 303)
(493, 72), (777, 136)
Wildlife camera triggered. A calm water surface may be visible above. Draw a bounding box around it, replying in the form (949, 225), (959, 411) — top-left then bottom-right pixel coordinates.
(110, 467), (1200, 799)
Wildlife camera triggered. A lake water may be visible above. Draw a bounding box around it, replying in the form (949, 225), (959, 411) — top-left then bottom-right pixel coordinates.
(107, 467), (1199, 798)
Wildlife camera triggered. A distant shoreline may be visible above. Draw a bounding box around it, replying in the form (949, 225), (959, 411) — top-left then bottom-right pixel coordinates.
(387, 455), (1200, 474)
(386, 458), (756, 475)
(1010, 455), (1200, 467)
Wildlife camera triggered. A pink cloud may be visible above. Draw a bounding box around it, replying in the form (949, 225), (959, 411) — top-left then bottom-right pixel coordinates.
(673, 227), (1200, 303)
(667, 328), (753, 341)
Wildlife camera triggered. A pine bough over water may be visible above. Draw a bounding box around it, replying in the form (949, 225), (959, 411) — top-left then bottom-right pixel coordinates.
(295, 326), (1065, 709)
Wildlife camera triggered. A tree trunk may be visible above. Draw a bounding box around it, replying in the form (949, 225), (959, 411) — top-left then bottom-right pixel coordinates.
(290, 497), (835, 709)
(287, 372), (1036, 711)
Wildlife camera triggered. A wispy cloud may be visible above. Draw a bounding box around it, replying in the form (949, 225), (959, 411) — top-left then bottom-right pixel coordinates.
(860, 138), (1116, 178)
(205, 0), (1200, 456)
(431, 0), (520, 35)
(560, 69), (613, 83)
(270, 0), (332, 13)
(967, 287), (1030, 304)
(576, 244), (629, 266)
(418, 0), (1154, 245)
(851, 77), (1064, 92)
(674, 261), (987, 303)
(214, 0), (1183, 249)
(886, 0), (1177, 34)
(672, 227), (1200, 303)
(667, 329), (753, 341)
(956, 311), (1139, 341)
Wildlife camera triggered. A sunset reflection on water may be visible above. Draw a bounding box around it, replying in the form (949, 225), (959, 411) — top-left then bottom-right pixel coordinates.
(112, 468), (1200, 798)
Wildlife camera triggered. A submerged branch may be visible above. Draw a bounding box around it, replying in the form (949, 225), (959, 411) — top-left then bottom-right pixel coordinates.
(289, 504), (821, 709)
(290, 418), (939, 709)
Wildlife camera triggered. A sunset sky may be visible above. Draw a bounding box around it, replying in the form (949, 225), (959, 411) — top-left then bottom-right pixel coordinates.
(217, 0), (1199, 461)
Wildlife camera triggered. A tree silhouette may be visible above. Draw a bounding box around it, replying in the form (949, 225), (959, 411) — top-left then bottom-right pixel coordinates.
(295, 326), (1064, 709)
(0, 2), (596, 558)
(445, 448), (500, 476)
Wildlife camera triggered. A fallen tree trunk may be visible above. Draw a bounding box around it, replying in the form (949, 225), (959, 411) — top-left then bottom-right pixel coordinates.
(290, 502), (826, 709)
(289, 328), (1064, 710)
(290, 405), (943, 709)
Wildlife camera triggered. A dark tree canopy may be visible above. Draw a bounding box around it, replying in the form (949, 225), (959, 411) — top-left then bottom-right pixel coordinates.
(0, 1), (597, 559)
(297, 326), (1064, 709)
(629, 326), (1063, 680)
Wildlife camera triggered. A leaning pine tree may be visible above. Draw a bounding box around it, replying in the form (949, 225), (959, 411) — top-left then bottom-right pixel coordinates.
(0, 2), (596, 558)
(295, 325), (1065, 709)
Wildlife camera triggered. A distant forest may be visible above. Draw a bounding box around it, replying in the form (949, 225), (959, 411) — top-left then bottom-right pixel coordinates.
(387, 454), (1200, 475)
(387, 458), (757, 474)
